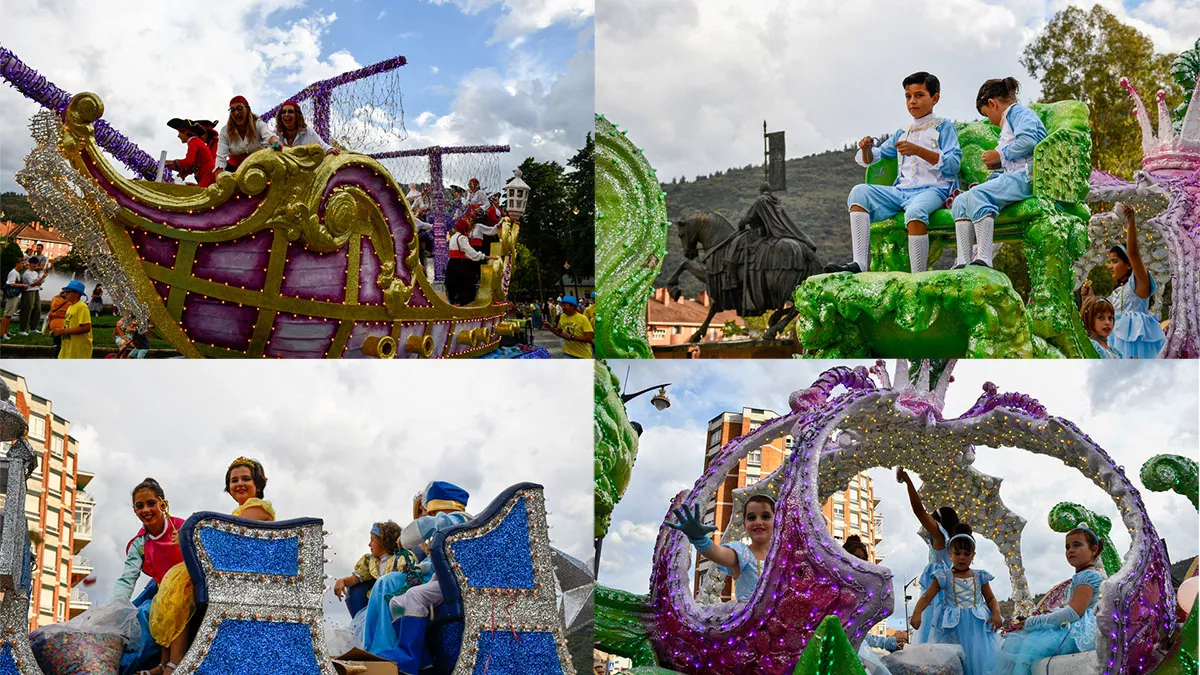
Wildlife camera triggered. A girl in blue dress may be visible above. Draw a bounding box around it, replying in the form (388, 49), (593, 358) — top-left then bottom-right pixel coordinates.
(1080, 297), (1123, 359)
(1096, 203), (1165, 358)
(909, 526), (1002, 675)
(897, 467), (958, 644)
(668, 495), (774, 601)
(991, 526), (1106, 675)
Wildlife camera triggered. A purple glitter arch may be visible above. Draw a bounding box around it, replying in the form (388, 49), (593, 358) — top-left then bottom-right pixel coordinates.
(648, 363), (1175, 675)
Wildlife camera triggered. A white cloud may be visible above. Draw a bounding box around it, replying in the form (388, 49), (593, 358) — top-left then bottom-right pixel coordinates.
(596, 0), (1200, 182)
(377, 9), (387, 20)
(9, 361), (594, 621)
(423, 0), (593, 44)
(430, 65), (440, 74)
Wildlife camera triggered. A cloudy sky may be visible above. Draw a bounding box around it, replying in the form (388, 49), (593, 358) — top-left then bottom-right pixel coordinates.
(599, 359), (1199, 630)
(8, 360), (593, 624)
(1, 0), (594, 192)
(596, 0), (1199, 182)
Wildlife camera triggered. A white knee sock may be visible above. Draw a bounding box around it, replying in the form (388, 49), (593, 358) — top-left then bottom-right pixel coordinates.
(850, 211), (872, 271)
(973, 216), (995, 265)
(908, 234), (929, 273)
(954, 219), (973, 266)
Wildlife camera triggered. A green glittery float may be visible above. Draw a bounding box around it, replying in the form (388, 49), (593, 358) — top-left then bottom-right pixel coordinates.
(595, 360), (642, 539)
(1140, 454), (1199, 511)
(790, 616), (868, 675)
(794, 267), (1035, 358)
(595, 585), (663, 668)
(1047, 502), (1122, 576)
(806, 101), (1095, 358)
(1155, 595), (1199, 675)
(595, 114), (669, 359)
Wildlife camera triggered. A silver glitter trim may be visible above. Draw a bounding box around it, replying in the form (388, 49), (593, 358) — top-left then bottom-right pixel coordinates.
(172, 518), (335, 675)
(444, 487), (576, 675)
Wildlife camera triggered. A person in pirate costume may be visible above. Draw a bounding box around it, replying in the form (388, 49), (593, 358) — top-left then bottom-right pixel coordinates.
(273, 99), (340, 154)
(165, 118), (216, 188)
(214, 96), (279, 175)
(446, 218), (497, 306)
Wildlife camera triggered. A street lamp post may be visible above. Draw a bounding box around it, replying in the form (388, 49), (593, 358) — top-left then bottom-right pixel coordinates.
(903, 575), (920, 637)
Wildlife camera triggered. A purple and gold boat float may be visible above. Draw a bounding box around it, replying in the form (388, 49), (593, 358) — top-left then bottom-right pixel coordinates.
(57, 92), (520, 358)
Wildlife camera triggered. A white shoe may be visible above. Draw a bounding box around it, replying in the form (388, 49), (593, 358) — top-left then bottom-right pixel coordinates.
(1, 334), (9, 340)
(17, 331), (28, 336)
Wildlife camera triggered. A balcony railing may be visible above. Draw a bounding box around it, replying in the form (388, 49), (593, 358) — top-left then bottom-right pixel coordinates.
(69, 589), (89, 604)
(72, 555), (92, 572)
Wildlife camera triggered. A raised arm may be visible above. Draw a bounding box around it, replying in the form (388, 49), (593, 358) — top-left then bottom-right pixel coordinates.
(665, 503), (739, 571)
(896, 467), (943, 548)
(1118, 203), (1151, 299)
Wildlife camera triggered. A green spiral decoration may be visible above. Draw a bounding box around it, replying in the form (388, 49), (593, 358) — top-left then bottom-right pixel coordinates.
(1141, 454), (1199, 510)
(595, 360), (641, 539)
(595, 114), (669, 358)
(1047, 502), (1121, 576)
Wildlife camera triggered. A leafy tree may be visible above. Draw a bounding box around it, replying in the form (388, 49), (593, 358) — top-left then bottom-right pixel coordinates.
(0, 192), (39, 224)
(1021, 5), (1178, 177)
(508, 242), (541, 300)
(565, 133), (595, 283)
(516, 156), (571, 300)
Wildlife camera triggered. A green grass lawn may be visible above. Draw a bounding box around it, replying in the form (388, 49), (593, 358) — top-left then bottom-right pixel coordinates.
(2, 311), (173, 349)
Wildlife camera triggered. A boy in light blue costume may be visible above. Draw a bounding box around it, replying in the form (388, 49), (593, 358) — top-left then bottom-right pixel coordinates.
(377, 481), (471, 675)
(951, 78), (1047, 268)
(827, 71), (962, 275)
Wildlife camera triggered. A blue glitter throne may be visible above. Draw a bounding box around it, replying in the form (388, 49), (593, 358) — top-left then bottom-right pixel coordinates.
(426, 482), (575, 675)
(173, 512), (336, 675)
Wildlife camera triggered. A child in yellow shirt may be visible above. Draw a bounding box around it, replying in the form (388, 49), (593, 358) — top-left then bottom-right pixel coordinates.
(52, 280), (92, 359)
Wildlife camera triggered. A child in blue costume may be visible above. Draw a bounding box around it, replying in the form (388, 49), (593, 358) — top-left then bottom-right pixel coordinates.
(825, 71), (962, 275)
(846, 536), (902, 675)
(1081, 297), (1123, 359)
(951, 78), (1047, 269)
(897, 467), (957, 645)
(376, 481), (471, 675)
(1091, 203), (1166, 358)
(362, 496), (430, 657)
(668, 495), (775, 601)
(991, 525), (1106, 675)
(910, 526), (1002, 675)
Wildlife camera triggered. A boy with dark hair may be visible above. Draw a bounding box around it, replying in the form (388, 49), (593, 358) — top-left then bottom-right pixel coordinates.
(826, 71), (962, 275)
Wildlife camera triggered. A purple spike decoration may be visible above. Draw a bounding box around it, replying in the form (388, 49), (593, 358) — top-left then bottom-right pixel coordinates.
(0, 44), (173, 182)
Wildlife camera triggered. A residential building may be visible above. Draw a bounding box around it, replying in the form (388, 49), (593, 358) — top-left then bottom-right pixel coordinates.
(647, 288), (746, 345)
(0, 370), (92, 630)
(0, 222), (73, 261)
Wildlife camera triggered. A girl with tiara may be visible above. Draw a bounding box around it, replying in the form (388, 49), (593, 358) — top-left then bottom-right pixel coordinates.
(991, 525), (1106, 675)
(148, 458), (275, 674)
(668, 494), (775, 601)
(1084, 203), (1165, 358)
(909, 525), (1002, 675)
(896, 467), (957, 644)
(114, 478), (187, 675)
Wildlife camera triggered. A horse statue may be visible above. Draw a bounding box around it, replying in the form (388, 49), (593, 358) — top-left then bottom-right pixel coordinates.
(663, 187), (824, 341)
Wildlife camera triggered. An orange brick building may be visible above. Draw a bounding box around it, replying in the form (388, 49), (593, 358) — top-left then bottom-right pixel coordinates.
(646, 288), (746, 345)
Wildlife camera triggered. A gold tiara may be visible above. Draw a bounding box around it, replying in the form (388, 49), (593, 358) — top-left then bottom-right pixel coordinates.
(228, 457), (259, 471)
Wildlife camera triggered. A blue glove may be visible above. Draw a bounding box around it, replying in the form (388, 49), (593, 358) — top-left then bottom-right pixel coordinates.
(665, 504), (717, 551)
(1025, 605), (1080, 631)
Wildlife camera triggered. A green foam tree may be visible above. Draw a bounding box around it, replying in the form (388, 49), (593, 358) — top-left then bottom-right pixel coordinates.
(791, 616), (868, 675)
(595, 360), (641, 539)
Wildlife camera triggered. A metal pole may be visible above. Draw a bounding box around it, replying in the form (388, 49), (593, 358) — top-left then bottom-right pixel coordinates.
(763, 120), (768, 185)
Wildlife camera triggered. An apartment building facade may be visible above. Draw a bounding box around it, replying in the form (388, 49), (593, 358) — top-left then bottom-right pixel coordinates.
(0, 370), (93, 630)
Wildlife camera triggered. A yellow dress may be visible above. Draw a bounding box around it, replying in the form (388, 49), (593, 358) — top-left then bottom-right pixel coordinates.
(148, 499), (276, 646)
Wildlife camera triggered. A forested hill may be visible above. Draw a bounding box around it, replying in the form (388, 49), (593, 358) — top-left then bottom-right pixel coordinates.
(656, 148), (864, 297)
